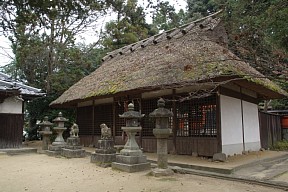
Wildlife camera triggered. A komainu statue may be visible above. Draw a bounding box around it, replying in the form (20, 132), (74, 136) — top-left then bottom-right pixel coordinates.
(70, 123), (79, 137)
(100, 123), (112, 140)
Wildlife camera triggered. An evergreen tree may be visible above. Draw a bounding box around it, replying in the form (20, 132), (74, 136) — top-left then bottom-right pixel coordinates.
(186, 0), (219, 21)
(102, 0), (151, 50)
(152, 1), (186, 31)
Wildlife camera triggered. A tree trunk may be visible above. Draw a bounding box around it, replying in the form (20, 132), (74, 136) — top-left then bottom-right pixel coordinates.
(47, 19), (55, 93)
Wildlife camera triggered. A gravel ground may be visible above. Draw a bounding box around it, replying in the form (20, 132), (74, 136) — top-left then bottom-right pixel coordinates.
(0, 153), (285, 192)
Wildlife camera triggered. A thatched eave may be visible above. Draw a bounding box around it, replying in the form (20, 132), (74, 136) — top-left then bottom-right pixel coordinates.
(50, 11), (287, 108)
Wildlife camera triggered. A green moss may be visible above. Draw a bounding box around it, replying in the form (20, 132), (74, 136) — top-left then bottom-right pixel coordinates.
(247, 77), (284, 93)
(271, 140), (288, 151)
(182, 61), (239, 79)
(84, 79), (124, 99)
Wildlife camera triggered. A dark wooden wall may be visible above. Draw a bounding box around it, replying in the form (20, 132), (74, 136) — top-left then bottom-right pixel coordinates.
(259, 111), (282, 149)
(141, 137), (217, 156)
(0, 113), (24, 148)
(77, 94), (220, 156)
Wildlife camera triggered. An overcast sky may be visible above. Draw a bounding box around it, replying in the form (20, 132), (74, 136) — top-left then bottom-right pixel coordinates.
(0, 0), (187, 67)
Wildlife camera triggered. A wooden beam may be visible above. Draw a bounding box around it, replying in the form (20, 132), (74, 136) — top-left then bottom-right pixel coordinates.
(219, 86), (259, 104)
(216, 89), (222, 153)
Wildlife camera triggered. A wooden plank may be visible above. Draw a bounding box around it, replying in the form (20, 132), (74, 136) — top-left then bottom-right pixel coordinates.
(259, 112), (282, 149)
(0, 113), (24, 148)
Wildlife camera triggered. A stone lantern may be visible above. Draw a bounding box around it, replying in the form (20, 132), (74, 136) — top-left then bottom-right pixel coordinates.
(149, 98), (174, 176)
(47, 112), (68, 156)
(38, 116), (53, 150)
(112, 103), (150, 172)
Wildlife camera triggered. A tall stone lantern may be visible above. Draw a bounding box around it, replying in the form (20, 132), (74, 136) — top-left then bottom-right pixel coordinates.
(112, 103), (150, 172)
(38, 116), (53, 150)
(47, 112), (68, 156)
(149, 98), (174, 176)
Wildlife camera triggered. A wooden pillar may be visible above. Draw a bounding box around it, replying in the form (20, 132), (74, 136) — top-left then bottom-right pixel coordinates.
(112, 99), (116, 141)
(91, 100), (95, 146)
(172, 89), (177, 154)
(216, 89), (222, 153)
(240, 87), (245, 152)
(139, 98), (142, 148)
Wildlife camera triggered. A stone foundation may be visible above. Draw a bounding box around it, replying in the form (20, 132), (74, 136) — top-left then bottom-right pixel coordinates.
(62, 148), (85, 158)
(90, 139), (116, 167)
(91, 153), (116, 167)
(112, 155), (150, 172)
(61, 137), (85, 158)
(46, 144), (66, 156)
(46, 150), (62, 156)
(150, 168), (174, 177)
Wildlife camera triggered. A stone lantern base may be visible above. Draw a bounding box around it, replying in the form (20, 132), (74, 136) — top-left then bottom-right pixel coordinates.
(39, 131), (52, 150)
(91, 139), (116, 167)
(61, 137), (86, 158)
(46, 143), (66, 156)
(150, 168), (174, 177)
(112, 154), (150, 173)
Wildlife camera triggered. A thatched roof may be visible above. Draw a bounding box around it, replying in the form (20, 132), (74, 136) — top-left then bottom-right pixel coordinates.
(51, 12), (287, 107)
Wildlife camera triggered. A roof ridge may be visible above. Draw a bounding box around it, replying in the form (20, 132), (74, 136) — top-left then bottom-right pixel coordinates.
(102, 10), (223, 62)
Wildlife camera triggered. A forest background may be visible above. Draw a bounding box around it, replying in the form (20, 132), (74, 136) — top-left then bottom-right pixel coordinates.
(0, 0), (287, 131)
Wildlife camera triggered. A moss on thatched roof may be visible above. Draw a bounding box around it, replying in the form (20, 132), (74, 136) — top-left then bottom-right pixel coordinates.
(51, 12), (287, 107)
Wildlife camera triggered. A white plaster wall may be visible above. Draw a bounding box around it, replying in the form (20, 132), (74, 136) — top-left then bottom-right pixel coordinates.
(220, 95), (243, 155)
(0, 96), (23, 114)
(243, 101), (261, 151)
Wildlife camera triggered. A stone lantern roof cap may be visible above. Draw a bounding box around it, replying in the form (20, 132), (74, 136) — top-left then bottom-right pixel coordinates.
(53, 112), (68, 122)
(39, 116), (53, 126)
(119, 103), (145, 119)
(149, 98), (173, 118)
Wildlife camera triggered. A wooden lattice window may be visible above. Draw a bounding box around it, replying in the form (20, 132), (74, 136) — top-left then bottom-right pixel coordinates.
(94, 104), (113, 135)
(176, 95), (217, 137)
(141, 99), (157, 136)
(115, 99), (140, 136)
(77, 106), (93, 135)
(141, 98), (173, 137)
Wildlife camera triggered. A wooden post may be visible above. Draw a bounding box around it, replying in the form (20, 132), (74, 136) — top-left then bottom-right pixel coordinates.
(112, 99), (116, 141)
(240, 87), (245, 152)
(91, 100), (95, 146)
(216, 89), (222, 153)
(172, 89), (177, 154)
(139, 98), (142, 148)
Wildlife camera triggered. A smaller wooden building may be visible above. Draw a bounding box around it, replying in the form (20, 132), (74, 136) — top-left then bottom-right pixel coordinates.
(51, 14), (287, 156)
(0, 72), (45, 148)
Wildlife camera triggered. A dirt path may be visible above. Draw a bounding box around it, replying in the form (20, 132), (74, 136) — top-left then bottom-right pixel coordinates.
(0, 153), (285, 192)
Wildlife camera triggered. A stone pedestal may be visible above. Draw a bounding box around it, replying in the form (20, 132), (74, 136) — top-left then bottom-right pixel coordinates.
(39, 131), (52, 150)
(153, 129), (171, 169)
(91, 139), (116, 167)
(149, 98), (174, 176)
(112, 103), (150, 172)
(38, 116), (53, 151)
(150, 128), (174, 176)
(62, 137), (85, 158)
(46, 112), (68, 156)
(112, 127), (150, 172)
(46, 127), (67, 156)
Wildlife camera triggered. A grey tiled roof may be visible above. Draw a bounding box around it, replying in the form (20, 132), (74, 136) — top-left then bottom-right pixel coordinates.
(0, 72), (45, 97)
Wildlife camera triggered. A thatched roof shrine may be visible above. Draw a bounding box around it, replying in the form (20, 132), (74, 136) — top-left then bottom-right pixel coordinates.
(51, 12), (287, 108)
